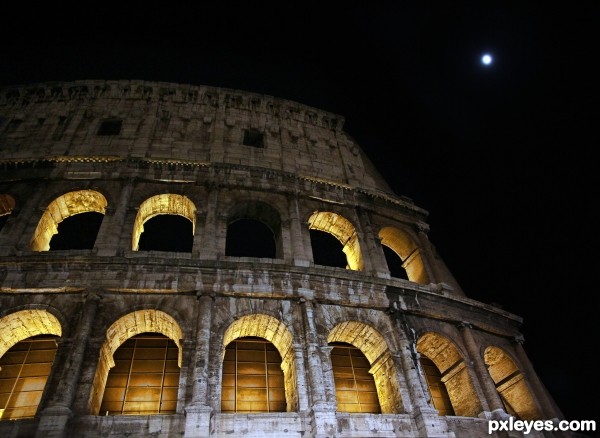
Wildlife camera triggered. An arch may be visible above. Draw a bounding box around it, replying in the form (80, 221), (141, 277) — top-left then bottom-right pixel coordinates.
(0, 309), (62, 420)
(417, 332), (482, 417)
(132, 194), (196, 251)
(308, 211), (363, 271)
(379, 226), (429, 284)
(226, 200), (282, 258)
(222, 314), (298, 412)
(89, 309), (183, 415)
(0, 194), (15, 217)
(484, 346), (540, 420)
(31, 190), (107, 251)
(328, 321), (403, 414)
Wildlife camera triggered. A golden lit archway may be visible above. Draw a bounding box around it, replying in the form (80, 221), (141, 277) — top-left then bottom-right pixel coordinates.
(0, 309), (62, 420)
(30, 190), (107, 251)
(0, 194), (15, 217)
(484, 346), (540, 420)
(222, 314), (298, 412)
(89, 309), (183, 415)
(308, 211), (363, 271)
(379, 226), (429, 284)
(328, 321), (403, 414)
(417, 332), (481, 417)
(132, 194), (196, 251)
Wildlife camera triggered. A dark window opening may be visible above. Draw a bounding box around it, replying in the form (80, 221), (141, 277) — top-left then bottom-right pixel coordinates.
(382, 245), (409, 280)
(226, 218), (276, 258)
(221, 337), (286, 413)
(0, 214), (9, 232)
(4, 119), (23, 134)
(242, 129), (264, 148)
(329, 342), (380, 414)
(420, 356), (455, 416)
(97, 119), (122, 136)
(138, 215), (193, 252)
(0, 335), (59, 420)
(49, 212), (104, 250)
(310, 229), (347, 268)
(100, 333), (179, 416)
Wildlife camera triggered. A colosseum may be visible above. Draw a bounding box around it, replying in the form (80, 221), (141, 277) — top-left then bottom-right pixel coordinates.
(0, 80), (564, 437)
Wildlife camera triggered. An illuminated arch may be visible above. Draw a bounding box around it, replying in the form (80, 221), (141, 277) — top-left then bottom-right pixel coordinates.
(308, 211), (363, 271)
(0, 309), (62, 358)
(132, 194), (196, 251)
(222, 314), (298, 412)
(89, 309), (183, 415)
(328, 321), (403, 414)
(417, 332), (482, 417)
(31, 190), (107, 251)
(0, 194), (15, 217)
(379, 226), (429, 284)
(484, 346), (540, 420)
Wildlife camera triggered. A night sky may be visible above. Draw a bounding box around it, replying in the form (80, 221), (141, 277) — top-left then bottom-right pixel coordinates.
(2, 2), (598, 428)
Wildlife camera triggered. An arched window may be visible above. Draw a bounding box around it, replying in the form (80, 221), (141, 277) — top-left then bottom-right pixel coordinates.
(49, 212), (104, 250)
(417, 332), (481, 417)
(329, 342), (380, 413)
(221, 314), (298, 412)
(99, 333), (179, 415)
(309, 229), (347, 268)
(308, 211), (363, 271)
(419, 356), (455, 416)
(89, 310), (183, 415)
(379, 227), (428, 284)
(0, 309), (62, 420)
(31, 190), (107, 251)
(328, 321), (403, 414)
(0, 335), (59, 420)
(132, 194), (196, 252)
(221, 336), (286, 413)
(484, 346), (540, 420)
(225, 201), (282, 259)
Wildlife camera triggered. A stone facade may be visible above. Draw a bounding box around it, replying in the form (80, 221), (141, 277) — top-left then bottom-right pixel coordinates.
(0, 80), (566, 437)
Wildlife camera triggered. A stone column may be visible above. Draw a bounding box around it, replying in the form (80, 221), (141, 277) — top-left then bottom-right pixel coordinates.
(95, 180), (134, 256)
(197, 187), (219, 260)
(458, 322), (507, 418)
(512, 335), (561, 420)
(35, 293), (100, 438)
(1, 183), (46, 255)
(414, 222), (443, 284)
(391, 312), (453, 437)
(355, 207), (389, 277)
(184, 293), (214, 438)
(287, 194), (310, 266)
(299, 298), (336, 438)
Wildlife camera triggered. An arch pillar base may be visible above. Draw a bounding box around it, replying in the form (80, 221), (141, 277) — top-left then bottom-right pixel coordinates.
(412, 406), (456, 437)
(183, 403), (213, 438)
(35, 404), (72, 438)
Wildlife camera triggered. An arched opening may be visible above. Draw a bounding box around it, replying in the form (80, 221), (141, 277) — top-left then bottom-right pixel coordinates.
(49, 212), (104, 250)
(329, 342), (380, 413)
(379, 227), (429, 284)
(31, 190), (107, 251)
(221, 336), (286, 413)
(308, 211), (363, 271)
(226, 219), (276, 258)
(417, 332), (481, 417)
(100, 333), (179, 415)
(138, 215), (193, 252)
(225, 201), (282, 259)
(0, 309), (62, 420)
(0, 194), (15, 233)
(89, 310), (183, 415)
(132, 194), (196, 251)
(222, 314), (298, 412)
(309, 229), (347, 268)
(381, 245), (408, 280)
(328, 321), (403, 414)
(484, 346), (540, 420)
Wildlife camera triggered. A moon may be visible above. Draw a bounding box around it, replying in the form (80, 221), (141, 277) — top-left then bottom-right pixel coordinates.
(481, 54), (493, 65)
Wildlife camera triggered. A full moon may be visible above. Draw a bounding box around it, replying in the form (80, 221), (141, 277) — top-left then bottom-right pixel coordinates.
(481, 54), (493, 65)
